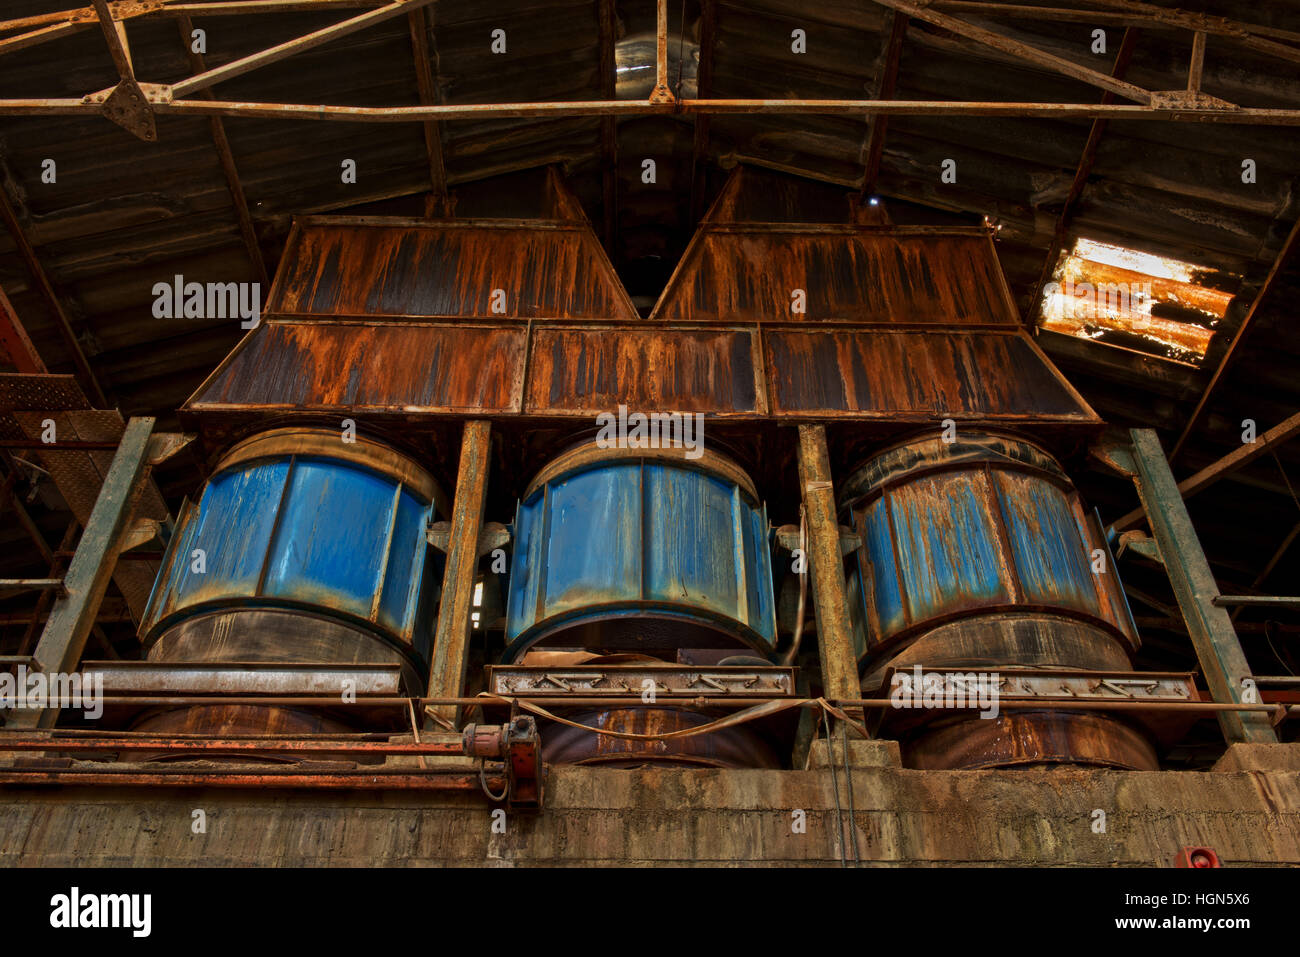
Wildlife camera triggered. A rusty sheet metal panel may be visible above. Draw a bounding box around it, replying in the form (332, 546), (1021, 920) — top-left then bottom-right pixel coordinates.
(270, 221), (637, 319)
(764, 328), (1094, 419)
(651, 229), (1017, 324)
(524, 325), (764, 415)
(186, 321), (524, 412)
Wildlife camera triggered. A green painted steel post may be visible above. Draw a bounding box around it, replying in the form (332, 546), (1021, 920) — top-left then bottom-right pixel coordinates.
(1126, 428), (1277, 744)
(10, 417), (156, 729)
(427, 419), (491, 729)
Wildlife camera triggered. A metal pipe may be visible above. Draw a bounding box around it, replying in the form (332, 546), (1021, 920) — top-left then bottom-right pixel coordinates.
(38, 693), (1291, 717)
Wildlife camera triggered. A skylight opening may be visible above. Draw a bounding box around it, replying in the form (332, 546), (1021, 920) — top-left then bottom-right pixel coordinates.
(1038, 237), (1239, 365)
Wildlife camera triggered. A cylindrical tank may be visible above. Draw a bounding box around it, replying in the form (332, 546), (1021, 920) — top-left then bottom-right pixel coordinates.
(504, 442), (777, 660)
(840, 430), (1155, 770)
(503, 441), (781, 768)
(136, 428), (445, 737)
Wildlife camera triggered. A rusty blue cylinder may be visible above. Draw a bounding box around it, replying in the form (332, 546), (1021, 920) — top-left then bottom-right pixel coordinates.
(840, 430), (1153, 770)
(504, 442), (777, 661)
(140, 429), (447, 684)
(840, 431), (1139, 670)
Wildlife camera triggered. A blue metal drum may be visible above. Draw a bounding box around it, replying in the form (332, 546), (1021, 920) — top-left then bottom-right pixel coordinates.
(840, 431), (1153, 770)
(504, 443), (777, 661)
(140, 429), (446, 679)
(840, 431), (1138, 668)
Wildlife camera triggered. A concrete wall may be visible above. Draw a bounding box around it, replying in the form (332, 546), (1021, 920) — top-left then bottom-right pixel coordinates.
(3, 745), (1298, 866)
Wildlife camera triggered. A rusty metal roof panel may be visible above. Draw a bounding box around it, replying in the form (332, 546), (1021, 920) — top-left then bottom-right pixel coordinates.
(187, 320), (525, 413)
(524, 324), (763, 415)
(763, 328), (1096, 421)
(270, 219), (636, 319)
(651, 227), (1019, 324)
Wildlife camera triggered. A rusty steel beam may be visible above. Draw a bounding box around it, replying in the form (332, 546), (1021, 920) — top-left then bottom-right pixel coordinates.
(406, 6), (449, 217)
(687, 0), (716, 225)
(869, 0), (1153, 103)
(0, 285), (47, 373)
(0, 186), (106, 406)
(170, 0), (438, 98)
(11, 418), (155, 729)
(1113, 410), (1300, 533)
(796, 425), (863, 730)
(427, 419), (491, 728)
(177, 15), (269, 286)
(859, 11), (908, 198)
(1123, 429), (1277, 745)
(652, 0), (673, 103)
(931, 2), (1300, 50)
(1170, 213), (1300, 464)
(0, 20), (91, 56)
(597, 0), (617, 247)
(90, 0), (134, 79)
(1027, 27), (1138, 329)
(6, 96), (1300, 124)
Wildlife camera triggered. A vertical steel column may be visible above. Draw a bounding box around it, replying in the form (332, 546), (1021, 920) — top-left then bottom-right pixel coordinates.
(427, 419), (491, 729)
(10, 416), (155, 729)
(796, 425), (863, 729)
(1126, 428), (1277, 744)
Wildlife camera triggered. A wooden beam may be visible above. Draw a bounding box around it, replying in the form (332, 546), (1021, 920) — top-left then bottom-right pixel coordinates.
(0, 182), (107, 406)
(427, 420), (491, 729)
(1027, 28), (1138, 329)
(1187, 30), (1205, 92)
(0, 285), (48, 373)
(177, 15), (269, 287)
(796, 425), (863, 727)
(406, 6), (448, 217)
(1124, 429), (1277, 745)
(859, 11), (908, 198)
(1170, 212), (1300, 464)
(1113, 411), (1300, 533)
(170, 0), (437, 98)
(10, 418), (155, 729)
(869, 0), (1154, 104)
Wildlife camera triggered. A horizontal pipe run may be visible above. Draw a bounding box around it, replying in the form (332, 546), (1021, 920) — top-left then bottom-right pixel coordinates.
(0, 737), (465, 756)
(20, 692), (1292, 718)
(0, 768), (503, 791)
(1212, 595), (1300, 608)
(2, 98), (1300, 125)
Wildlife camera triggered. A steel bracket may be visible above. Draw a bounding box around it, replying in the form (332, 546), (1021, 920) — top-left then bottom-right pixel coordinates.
(86, 78), (158, 141)
(426, 520), (510, 557)
(1150, 90), (1239, 111)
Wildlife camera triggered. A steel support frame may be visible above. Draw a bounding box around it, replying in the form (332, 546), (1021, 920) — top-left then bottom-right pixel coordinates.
(426, 419), (491, 729)
(9, 417), (156, 729)
(1117, 428), (1277, 744)
(795, 424), (865, 733)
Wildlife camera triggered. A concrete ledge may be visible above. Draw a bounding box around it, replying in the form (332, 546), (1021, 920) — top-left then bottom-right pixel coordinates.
(5, 762), (1299, 866)
(1212, 742), (1300, 772)
(805, 738), (901, 769)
